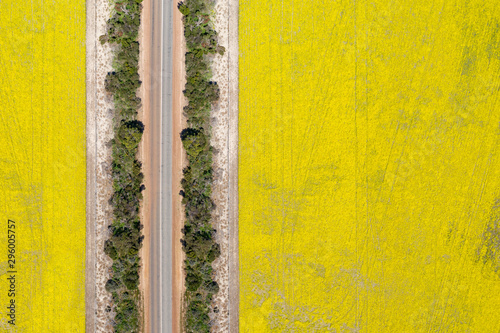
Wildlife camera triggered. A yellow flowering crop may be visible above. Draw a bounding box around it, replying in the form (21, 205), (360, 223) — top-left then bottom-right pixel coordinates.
(240, 0), (500, 331)
(0, 0), (86, 331)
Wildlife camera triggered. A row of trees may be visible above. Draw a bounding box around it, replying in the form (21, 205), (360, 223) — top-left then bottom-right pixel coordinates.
(102, 1), (144, 332)
(178, 1), (224, 332)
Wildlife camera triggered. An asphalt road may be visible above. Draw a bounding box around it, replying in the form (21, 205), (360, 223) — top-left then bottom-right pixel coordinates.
(149, 0), (173, 332)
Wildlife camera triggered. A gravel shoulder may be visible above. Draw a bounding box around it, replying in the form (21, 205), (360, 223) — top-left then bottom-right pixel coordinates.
(138, 0), (152, 330)
(172, 3), (185, 332)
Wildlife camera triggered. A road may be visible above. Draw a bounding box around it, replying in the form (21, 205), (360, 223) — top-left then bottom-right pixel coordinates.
(148, 0), (173, 332)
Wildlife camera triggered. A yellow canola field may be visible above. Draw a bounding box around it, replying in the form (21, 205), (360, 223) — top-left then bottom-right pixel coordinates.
(239, 0), (500, 331)
(0, 0), (86, 331)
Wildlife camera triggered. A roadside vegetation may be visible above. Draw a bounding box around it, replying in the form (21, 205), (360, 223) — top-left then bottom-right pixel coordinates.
(178, 0), (225, 332)
(101, 1), (144, 332)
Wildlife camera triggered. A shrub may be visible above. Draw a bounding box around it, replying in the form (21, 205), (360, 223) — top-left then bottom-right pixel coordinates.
(105, 279), (121, 293)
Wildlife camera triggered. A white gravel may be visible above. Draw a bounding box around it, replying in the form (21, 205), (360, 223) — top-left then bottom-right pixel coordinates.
(86, 0), (115, 331)
(210, 0), (239, 331)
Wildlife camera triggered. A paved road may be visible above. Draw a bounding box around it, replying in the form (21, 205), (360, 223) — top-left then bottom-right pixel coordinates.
(149, 0), (173, 332)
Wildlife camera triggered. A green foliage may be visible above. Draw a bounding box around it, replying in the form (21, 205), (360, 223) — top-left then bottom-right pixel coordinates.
(102, 1), (144, 332)
(186, 300), (210, 333)
(207, 243), (220, 263)
(186, 273), (203, 291)
(104, 240), (118, 260)
(123, 269), (140, 290)
(178, 0), (223, 331)
(105, 279), (121, 293)
(180, 128), (208, 158)
(178, 2), (190, 15)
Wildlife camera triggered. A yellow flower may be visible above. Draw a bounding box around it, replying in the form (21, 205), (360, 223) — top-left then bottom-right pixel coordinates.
(0, 0), (86, 331)
(240, 0), (500, 331)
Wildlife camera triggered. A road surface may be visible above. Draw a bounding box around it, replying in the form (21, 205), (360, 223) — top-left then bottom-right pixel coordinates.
(148, 0), (173, 332)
